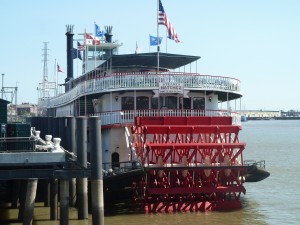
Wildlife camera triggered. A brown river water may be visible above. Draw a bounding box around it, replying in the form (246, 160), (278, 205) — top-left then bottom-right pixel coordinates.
(1, 120), (299, 225)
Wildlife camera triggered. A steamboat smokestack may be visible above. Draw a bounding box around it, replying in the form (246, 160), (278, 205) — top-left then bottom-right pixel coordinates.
(104, 26), (113, 43)
(65, 25), (74, 85)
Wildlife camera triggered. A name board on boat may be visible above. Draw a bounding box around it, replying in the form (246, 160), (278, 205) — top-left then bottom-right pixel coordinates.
(159, 83), (184, 94)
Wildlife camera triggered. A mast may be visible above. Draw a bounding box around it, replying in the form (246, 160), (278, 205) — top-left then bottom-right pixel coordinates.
(1, 73), (4, 99)
(157, 0), (160, 73)
(42, 42), (49, 82)
(42, 42), (49, 98)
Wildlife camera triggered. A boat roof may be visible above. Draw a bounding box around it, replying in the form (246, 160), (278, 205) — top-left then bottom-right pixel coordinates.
(107, 52), (200, 70)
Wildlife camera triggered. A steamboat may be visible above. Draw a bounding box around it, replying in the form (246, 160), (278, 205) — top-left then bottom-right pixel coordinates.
(37, 23), (269, 212)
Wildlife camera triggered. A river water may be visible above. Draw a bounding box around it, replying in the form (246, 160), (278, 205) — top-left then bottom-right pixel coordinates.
(1, 120), (299, 225)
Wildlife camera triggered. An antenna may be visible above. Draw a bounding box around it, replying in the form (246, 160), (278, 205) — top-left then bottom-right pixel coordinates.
(37, 42), (56, 107)
(1, 73), (4, 99)
(42, 42), (49, 82)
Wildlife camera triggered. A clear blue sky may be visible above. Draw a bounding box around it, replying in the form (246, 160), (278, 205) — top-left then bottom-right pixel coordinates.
(0, 0), (299, 111)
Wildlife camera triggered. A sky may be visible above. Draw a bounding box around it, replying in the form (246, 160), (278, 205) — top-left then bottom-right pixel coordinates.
(0, 0), (299, 111)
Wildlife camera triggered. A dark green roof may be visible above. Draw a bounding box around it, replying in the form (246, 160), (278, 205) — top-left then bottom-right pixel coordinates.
(109, 52), (200, 70)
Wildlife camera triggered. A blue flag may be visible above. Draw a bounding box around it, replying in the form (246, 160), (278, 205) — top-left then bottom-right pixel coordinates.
(150, 35), (163, 46)
(72, 48), (82, 60)
(95, 23), (105, 37)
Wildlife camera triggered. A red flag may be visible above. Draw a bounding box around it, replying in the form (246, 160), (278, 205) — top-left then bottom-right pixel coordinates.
(85, 33), (100, 45)
(93, 37), (100, 45)
(85, 33), (93, 45)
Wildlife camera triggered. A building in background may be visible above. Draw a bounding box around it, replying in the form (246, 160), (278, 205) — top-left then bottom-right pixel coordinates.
(240, 110), (281, 119)
(7, 103), (37, 122)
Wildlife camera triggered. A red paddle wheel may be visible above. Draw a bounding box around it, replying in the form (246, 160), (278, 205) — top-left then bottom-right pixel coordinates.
(131, 116), (246, 212)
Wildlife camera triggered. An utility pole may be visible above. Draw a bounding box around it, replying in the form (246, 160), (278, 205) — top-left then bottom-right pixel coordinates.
(1, 73), (18, 121)
(1, 73), (4, 99)
(1, 73), (18, 104)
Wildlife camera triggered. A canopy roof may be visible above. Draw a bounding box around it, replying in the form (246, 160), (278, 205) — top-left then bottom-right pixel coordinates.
(108, 52), (200, 70)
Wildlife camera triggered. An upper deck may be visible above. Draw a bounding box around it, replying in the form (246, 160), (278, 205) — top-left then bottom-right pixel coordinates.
(38, 71), (241, 108)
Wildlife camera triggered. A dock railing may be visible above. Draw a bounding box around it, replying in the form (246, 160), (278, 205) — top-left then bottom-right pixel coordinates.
(0, 137), (36, 152)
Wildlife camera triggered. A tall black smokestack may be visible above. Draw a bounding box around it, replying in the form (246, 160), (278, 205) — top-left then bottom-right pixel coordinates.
(65, 25), (74, 86)
(104, 26), (113, 43)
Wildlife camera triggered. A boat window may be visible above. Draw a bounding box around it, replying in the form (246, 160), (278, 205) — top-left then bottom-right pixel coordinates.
(151, 97), (163, 109)
(121, 97), (134, 110)
(137, 96), (149, 110)
(165, 96), (177, 109)
(111, 152), (120, 169)
(193, 97), (205, 110)
(180, 97), (191, 109)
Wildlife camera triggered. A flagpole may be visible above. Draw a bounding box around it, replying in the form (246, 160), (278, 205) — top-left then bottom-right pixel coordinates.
(157, 0), (161, 111)
(157, 0), (160, 73)
(166, 29), (168, 53)
(75, 41), (78, 78)
(94, 23), (97, 69)
(149, 35), (150, 52)
(55, 58), (58, 96)
(84, 29), (87, 74)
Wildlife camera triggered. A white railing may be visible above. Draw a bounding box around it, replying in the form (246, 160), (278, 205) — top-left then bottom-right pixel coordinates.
(38, 72), (241, 108)
(91, 109), (241, 126)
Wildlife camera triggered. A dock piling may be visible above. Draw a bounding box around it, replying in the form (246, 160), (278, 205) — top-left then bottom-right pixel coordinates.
(60, 179), (69, 225)
(89, 117), (104, 225)
(18, 180), (27, 221)
(76, 117), (88, 219)
(67, 117), (77, 206)
(23, 179), (38, 225)
(58, 117), (67, 149)
(11, 180), (21, 208)
(50, 179), (58, 220)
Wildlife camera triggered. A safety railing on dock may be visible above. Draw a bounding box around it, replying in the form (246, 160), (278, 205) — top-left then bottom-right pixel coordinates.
(0, 137), (36, 152)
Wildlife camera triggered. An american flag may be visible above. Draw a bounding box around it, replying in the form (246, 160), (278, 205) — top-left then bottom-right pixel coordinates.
(77, 41), (85, 51)
(57, 64), (64, 73)
(158, 0), (181, 43)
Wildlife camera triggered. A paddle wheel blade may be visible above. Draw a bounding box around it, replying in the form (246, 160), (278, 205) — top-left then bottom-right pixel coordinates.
(131, 116), (246, 212)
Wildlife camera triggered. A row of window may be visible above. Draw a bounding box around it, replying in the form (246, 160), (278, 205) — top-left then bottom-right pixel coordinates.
(121, 96), (205, 110)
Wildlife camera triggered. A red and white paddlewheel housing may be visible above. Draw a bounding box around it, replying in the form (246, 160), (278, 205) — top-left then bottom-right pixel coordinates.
(131, 116), (246, 212)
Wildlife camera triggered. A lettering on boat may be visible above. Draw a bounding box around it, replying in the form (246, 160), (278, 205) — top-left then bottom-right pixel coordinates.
(159, 83), (184, 94)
